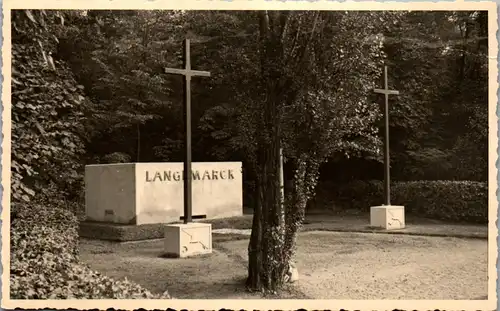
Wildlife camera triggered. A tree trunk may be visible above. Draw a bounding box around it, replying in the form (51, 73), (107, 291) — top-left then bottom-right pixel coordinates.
(247, 134), (286, 292)
(246, 11), (319, 294)
(246, 175), (264, 289)
(247, 152), (318, 293)
(246, 12), (283, 293)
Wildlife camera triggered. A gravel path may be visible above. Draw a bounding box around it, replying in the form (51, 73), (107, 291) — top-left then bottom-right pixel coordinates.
(80, 227), (488, 300)
(221, 231), (488, 299)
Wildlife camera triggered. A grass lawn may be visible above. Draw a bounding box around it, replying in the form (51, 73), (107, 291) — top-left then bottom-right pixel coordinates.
(80, 237), (302, 299)
(203, 211), (488, 239)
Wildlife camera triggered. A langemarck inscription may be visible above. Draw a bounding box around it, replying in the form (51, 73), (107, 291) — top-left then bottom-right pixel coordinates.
(146, 169), (235, 182)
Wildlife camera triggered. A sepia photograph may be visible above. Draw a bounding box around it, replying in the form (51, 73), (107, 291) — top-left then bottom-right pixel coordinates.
(2, 1), (498, 310)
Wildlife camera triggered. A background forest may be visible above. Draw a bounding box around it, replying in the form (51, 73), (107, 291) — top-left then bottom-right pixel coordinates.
(10, 9), (489, 298)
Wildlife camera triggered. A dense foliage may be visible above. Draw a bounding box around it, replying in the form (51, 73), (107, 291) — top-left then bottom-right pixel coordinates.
(11, 10), (88, 205)
(11, 201), (171, 299)
(383, 11), (488, 181)
(10, 10), (171, 299)
(325, 180), (488, 223)
(51, 10), (488, 184)
(10, 9), (489, 296)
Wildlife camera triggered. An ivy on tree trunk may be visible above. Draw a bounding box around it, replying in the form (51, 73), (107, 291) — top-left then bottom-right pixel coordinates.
(246, 11), (320, 294)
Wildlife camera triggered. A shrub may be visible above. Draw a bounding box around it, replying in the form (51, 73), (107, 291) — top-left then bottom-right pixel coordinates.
(333, 180), (383, 210)
(392, 180), (488, 223)
(10, 201), (171, 299)
(329, 180), (488, 223)
(12, 10), (89, 205)
(101, 152), (132, 164)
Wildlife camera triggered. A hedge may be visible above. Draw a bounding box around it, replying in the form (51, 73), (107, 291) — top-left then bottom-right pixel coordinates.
(10, 201), (171, 299)
(328, 180), (488, 223)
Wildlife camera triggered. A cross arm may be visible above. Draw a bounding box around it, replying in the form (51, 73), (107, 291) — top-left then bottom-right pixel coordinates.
(164, 68), (211, 77)
(374, 88), (400, 95)
(164, 68), (187, 75)
(191, 70), (211, 77)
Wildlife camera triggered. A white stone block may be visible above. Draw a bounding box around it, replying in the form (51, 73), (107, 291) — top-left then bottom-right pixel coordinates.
(370, 205), (405, 230)
(85, 162), (243, 225)
(164, 223), (212, 258)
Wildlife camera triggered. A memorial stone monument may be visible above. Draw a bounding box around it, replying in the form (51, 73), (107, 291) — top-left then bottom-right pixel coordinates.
(85, 162), (243, 225)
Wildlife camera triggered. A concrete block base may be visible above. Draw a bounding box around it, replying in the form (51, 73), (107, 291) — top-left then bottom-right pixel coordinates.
(164, 223), (212, 258)
(370, 205), (405, 230)
(79, 221), (167, 242)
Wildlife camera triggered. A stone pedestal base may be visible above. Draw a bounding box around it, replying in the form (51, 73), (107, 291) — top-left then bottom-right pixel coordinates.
(370, 205), (405, 230)
(164, 223), (212, 258)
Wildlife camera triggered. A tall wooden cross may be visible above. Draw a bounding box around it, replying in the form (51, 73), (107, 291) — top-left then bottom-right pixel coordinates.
(164, 39), (211, 224)
(373, 65), (399, 206)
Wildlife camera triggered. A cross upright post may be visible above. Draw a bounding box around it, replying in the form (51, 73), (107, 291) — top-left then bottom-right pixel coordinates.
(373, 65), (399, 206)
(165, 39), (211, 224)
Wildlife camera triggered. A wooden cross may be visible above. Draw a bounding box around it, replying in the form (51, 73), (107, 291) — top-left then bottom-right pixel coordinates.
(373, 65), (399, 206)
(165, 39), (211, 224)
